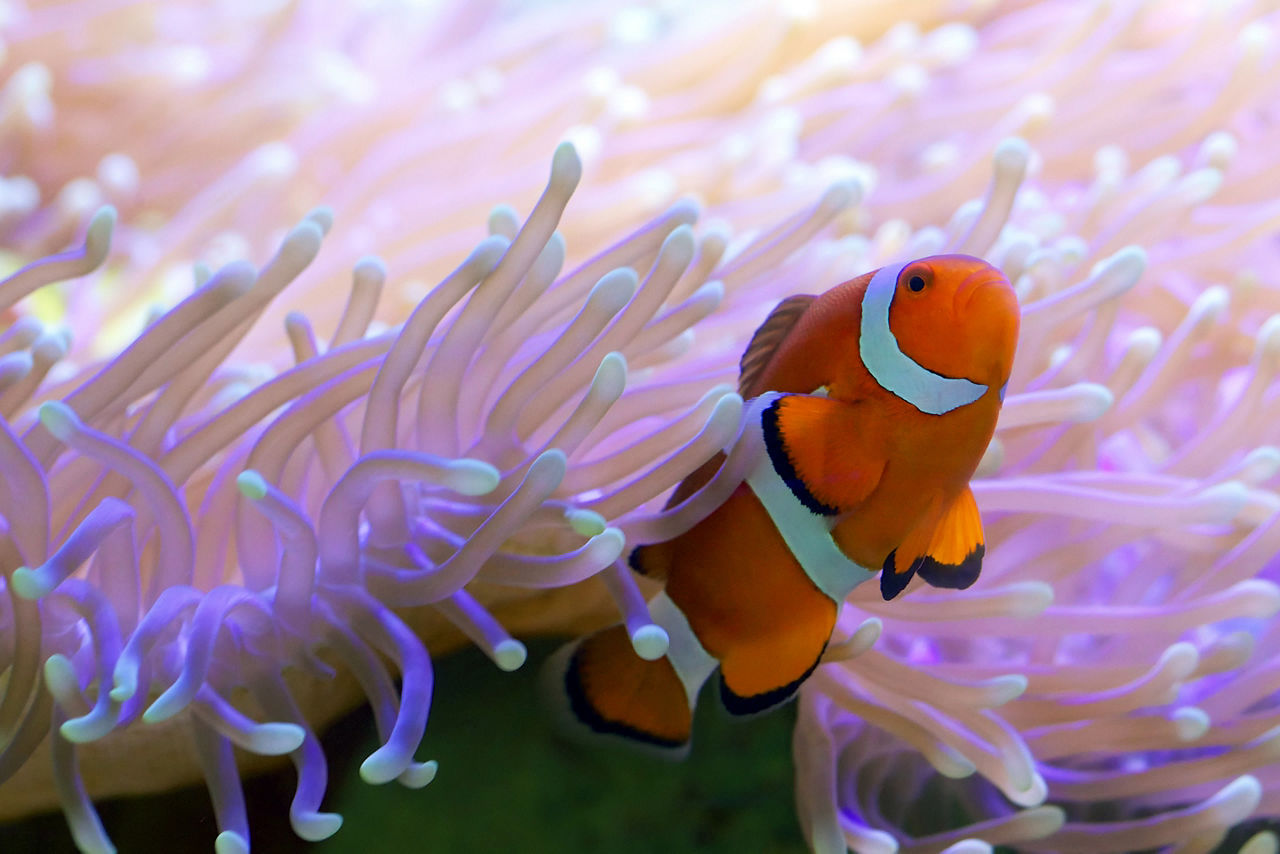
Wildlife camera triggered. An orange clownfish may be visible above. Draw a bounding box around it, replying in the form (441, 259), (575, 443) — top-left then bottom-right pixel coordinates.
(550, 254), (1019, 754)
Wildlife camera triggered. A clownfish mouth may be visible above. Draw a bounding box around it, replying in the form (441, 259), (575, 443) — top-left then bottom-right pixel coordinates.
(955, 276), (1020, 381)
(953, 274), (1016, 315)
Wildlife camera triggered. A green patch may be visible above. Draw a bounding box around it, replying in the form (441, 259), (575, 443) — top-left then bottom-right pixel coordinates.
(318, 638), (807, 854)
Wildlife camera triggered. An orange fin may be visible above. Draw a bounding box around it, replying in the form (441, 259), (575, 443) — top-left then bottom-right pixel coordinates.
(880, 488), (985, 600)
(739, 295), (815, 397)
(552, 625), (692, 754)
(916, 486), (985, 589)
(718, 598), (836, 716)
(761, 394), (885, 516)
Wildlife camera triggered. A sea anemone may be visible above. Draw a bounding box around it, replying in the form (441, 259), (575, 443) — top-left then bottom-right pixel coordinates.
(0, 136), (864, 852)
(4, 1), (1280, 853)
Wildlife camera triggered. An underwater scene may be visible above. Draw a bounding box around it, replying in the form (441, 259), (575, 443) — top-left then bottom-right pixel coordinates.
(2, 1), (1280, 852)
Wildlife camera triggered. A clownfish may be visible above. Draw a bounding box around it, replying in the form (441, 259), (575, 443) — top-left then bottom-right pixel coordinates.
(548, 254), (1019, 754)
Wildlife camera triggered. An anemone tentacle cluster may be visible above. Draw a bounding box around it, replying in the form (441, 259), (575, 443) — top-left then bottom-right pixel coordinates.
(4, 0), (1280, 853)
(0, 140), (853, 852)
(793, 138), (1280, 854)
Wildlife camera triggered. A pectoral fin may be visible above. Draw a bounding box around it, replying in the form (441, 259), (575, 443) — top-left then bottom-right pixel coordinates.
(760, 394), (885, 517)
(880, 487), (985, 600)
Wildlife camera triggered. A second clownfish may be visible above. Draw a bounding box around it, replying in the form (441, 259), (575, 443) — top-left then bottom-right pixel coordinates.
(549, 254), (1020, 754)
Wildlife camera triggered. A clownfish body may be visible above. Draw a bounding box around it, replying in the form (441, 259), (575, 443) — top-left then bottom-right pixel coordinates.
(549, 255), (1019, 754)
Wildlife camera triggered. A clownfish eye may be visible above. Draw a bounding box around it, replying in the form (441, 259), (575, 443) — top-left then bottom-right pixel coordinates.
(898, 265), (931, 294)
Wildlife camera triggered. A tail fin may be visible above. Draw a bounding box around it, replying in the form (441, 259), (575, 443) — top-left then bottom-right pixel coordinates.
(544, 625), (693, 758)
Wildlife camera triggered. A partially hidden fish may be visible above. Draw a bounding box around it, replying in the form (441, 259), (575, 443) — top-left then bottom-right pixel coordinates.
(548, 254), (1020, 755)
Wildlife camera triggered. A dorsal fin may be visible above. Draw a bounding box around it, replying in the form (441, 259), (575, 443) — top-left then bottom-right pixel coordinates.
(739, 294), (815, 396)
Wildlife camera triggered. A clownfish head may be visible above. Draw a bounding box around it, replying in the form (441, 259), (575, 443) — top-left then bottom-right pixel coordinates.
(855, 254), (1019, 415)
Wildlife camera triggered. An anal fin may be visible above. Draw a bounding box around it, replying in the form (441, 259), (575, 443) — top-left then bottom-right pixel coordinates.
(717, 594), (836, 716)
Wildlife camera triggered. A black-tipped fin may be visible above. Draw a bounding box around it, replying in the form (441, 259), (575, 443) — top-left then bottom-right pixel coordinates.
(761, 394), (886, 517)
(546, 625), (692, 758)
(880, 487), (985, 600)
(716, 600), (836, 717)
(915, 487), (984, 589)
